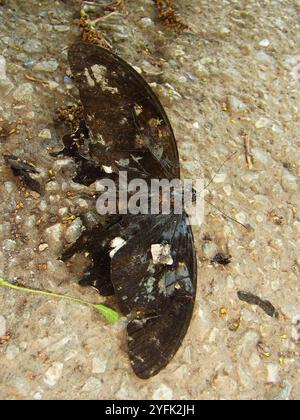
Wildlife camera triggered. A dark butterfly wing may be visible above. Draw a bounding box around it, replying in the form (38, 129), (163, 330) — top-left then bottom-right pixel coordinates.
(111, 212), (197, 379)
(4, 154), (42, 194)
(61, 224), (118, 296)
(68, 42), (180, 180)
(60, 43), (197, 379)
(51, 122), (110, 186)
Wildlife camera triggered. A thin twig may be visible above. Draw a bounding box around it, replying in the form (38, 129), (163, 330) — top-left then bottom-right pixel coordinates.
(25, 75), (49, 85)
(90, 11), (121, 25)
(83, 0), (122, 9)
(205, 199), (250, 231)
(241, 130), (253, 169)
(204, 151), (237, 190)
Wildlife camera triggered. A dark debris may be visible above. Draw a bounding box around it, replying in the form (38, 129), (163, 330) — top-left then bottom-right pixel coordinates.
(153, 0), (189, 32)
(211, 252), (232, 266)
(3, 154), (43, 194)
(237, 291), (279, 319)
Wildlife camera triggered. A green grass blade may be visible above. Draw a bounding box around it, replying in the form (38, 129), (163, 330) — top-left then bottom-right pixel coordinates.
(0, 278), (119, 324)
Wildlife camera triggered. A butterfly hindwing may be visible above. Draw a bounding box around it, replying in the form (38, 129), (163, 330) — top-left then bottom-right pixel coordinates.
(111, 212), (197, 379)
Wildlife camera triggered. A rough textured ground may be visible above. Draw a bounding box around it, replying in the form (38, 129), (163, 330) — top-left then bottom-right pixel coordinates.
(0, 0), (299, 400)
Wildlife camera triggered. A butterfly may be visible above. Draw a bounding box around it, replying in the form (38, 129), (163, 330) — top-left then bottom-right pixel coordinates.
(60, 42), (197, 379)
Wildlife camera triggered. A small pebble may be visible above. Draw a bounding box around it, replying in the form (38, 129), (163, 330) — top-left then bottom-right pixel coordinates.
(23, 39), (44, 53)
(202, 241), (218, 260)
(3, 239), (17, 251)
(13, 83), (34, 102)
(193, 61), (210, 78)
(256, 51), (274, 65)
(152, 383), (173, 400)
(65, 218), (84, 244)
(0, 78), (14, 95)
(255, 117), (271, 129)
(140, 17), (154, 27)
(0, 55), (7, 80)
(92, 357), (107, 374)
(267, 364), (279, 384)
(4, 181), (15, 194)
(38, 129), (52, 139)
(282, 170), (298, 192)
(44, 362), (63, 387)
(23, 60), (34, 68)
(33, 59), (59, 73)
(252, 148), (269, 166)
(6, 344), (20, 360)
(227, 95), (248, 113)
(82, 377), (102, 393)
(276, 381), (293, 401)
(45, 181), (59, 192)
(236, 212), (247, 224)
(54, 25), (70, 32)
(45, 224), (64, 251)
(58, 207), (69, 217)
(0, 315), (6, 337)
(213, 173), (227, 183)
(259, 39), (270, 47)
(39, 243), (49, 252)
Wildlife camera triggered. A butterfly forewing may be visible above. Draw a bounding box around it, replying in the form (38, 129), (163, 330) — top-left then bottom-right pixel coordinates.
(68, 42), (180, 179)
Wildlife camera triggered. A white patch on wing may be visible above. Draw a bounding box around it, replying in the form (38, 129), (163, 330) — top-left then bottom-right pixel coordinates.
(102, 165), (113, 174)
(134, 104), (143, 116)
(91, 64), (119, 94)
(84, 68), (95, 87)
(151, 244), (173, 266)
(109, 237), (126, 258)
(97, 134), (106, 146)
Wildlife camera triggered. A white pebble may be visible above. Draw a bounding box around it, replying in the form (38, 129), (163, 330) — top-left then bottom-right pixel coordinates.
(0, 55), (7, 80)
(282, 170), (298, 192)
(249, 352), (261, 369)
(33, 392), (43, 400)
(13, 83), (34, 102)
(236, 212), (247, 224)
(0, 315), (6, 337)
(227, 95), (248, 113)
(82, 377), (102, 393)
(6, 344), (20, 360)
(153, 383), (173, 400)
(255, 117), (271, 129)
(39, 200), (47, 212)
(39, 243), (49, 252)
(267, 364), (279, 384)
(140, 17), (154, 27)
(92, 357), (107, 374)
(38, 129), (52, 139)
(223, 185), (232, 196)
(33, 60), (59, 73)
(44, 362), (64, 387)
(58, 207), (69, 217)
(65, 218), (84, 244)
(45, 224), (64, 251)
(259, 39), (270, 47)
(213, 173), (227, 183)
